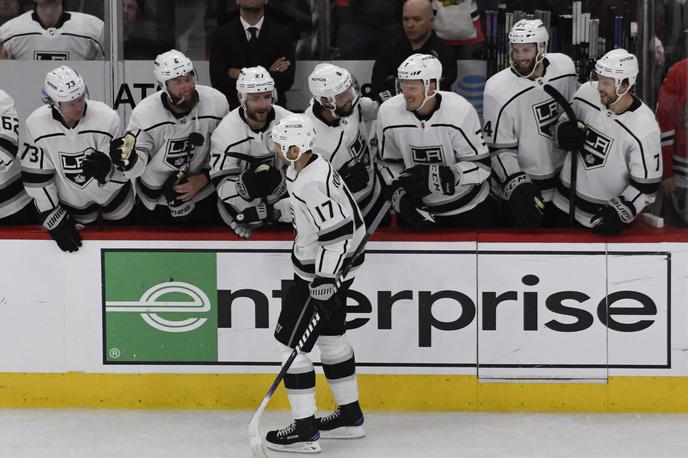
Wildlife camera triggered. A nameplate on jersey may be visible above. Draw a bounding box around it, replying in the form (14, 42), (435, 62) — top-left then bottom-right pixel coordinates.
(411, 145), (444, 164)
(60, 150), (89, 188)
(581, 126), (614, 169)
(33, 51), (70, 60)
(165, 137), (197, 169)
(532, 99), (559, 140)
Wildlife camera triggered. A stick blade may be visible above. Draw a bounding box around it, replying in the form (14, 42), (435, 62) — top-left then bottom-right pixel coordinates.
(249, 416), (269, 457)
(249, 434), (269, 458)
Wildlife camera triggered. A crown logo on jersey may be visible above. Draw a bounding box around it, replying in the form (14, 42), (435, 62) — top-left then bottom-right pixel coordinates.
(579, 125), (613, 170)
(59, 150), (93, 189)
(164, 136), (198, 170)
(532, 99), (559, 140)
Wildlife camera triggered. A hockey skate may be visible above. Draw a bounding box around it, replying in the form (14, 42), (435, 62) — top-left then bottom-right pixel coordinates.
(317, 401), (365, 439)
(265, 415), (321, 454)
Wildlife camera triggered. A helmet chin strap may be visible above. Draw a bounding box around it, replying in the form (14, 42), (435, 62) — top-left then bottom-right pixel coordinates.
(513, 51), (545, 79)
(606, 84), (631, 110)
(413, 82), (437, 113)
(323, 88), (360, 119)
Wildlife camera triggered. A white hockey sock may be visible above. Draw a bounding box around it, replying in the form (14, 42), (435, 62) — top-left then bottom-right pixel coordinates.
(317, 335), (359, 406)
(280, 346), (317, 420)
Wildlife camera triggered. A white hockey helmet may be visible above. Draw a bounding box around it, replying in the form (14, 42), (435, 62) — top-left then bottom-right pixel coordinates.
(593, 48), (638, 95)
(236, 66), (276, 107)
(397, 54), (442, 111)
(308, 63), (359, 116)
(508, 19), (549, 77)
(153, 49), (195, 89)
(271, 115), (316, 164)
(43, 65), (86, 105)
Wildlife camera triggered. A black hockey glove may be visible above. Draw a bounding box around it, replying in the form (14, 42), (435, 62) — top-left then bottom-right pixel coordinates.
(390, 186), (435, 228)
(339, 160), (369, 193)
(398, 164), (455, 199)
(162, 171), (188, 207)
(41, 206), (82, 253)
(82, 149), (112, 185)
(309, 276), (342, 321)
(590, 196), (636, 235)
(236, 164), (286, 200)
(109, 132), (137, 171)
(504, 173), (545, 229)
(555, 120), (586, 151)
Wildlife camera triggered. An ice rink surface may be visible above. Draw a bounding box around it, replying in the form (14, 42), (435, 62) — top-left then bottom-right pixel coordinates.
(0, 409), (686, 458)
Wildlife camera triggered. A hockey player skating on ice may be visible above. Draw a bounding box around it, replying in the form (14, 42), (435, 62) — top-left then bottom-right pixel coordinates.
(209, 66), (293, 238)
(20, 65), (136, 252)
(305, 63), (387, 227)
(265, 114), (366, 454)
(126, 49), (229, 225)
(483, 19), (578, 228)
(551, 49), (662, 235)
(0, 89), (35, 224)
(376, 53), (497, 228)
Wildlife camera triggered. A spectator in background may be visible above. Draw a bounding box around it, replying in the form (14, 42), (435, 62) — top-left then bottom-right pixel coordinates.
(209, 0), (295, 110)
(371, 0), (457, 103)
(333, 0), (403, 60)
(432, 0), (485, 60)
(0, 0), (21, 27)
(0, 0), (103, 60)
(122, 0), (167, 59)
(0, 89), (35, 225)
(657, 56), (688, 227)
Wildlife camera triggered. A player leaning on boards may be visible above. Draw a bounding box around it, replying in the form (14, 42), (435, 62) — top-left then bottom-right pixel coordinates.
(482, 19), (578, 229)
(209, 66), (293, 239)
(264, 114), (366, 454)
(126, 49), (229, 225)
(376, 53), (497, 228)
(305, 63), (387, 228)
(551, 48), (662, 235)
(0, 89), (35, 225)
(20, 65), (136, 252)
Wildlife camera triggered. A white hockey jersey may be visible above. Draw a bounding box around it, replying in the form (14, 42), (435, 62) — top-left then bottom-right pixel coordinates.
(0, 90), (32, 220)
(20, 100), (132, 224)
(375, 91), (491, 216)
(552, 82), (662, 227)
(287, 154), (366, 281)
(209, 104), (292, 225)
(305, 97), (385, 224)
(126, 85), (229, 212)
(0, 11), (104, 60)
(482, 53), (578, 201)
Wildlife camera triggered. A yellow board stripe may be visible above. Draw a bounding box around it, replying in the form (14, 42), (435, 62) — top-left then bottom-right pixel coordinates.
(1, 373), (687, 412)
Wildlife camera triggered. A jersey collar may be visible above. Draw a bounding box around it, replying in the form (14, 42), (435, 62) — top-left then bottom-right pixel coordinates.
(413, 93), (442, 122)
(32, 9), (71, 30)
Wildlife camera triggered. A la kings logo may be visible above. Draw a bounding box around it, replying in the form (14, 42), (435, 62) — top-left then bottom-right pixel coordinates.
(532, 99), (559, 139)
(580, 125), (613, 169)
(34, 51), (69, 60)
(60, 149), (91, 188)
(164, 137), (197, 169)
(411, 145), (444, 164)
(348, 132), (370, 165)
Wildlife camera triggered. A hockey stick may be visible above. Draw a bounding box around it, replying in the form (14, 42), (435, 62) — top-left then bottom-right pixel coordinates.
(543, 83), (580, 226)
(249, 199), (392, 458)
